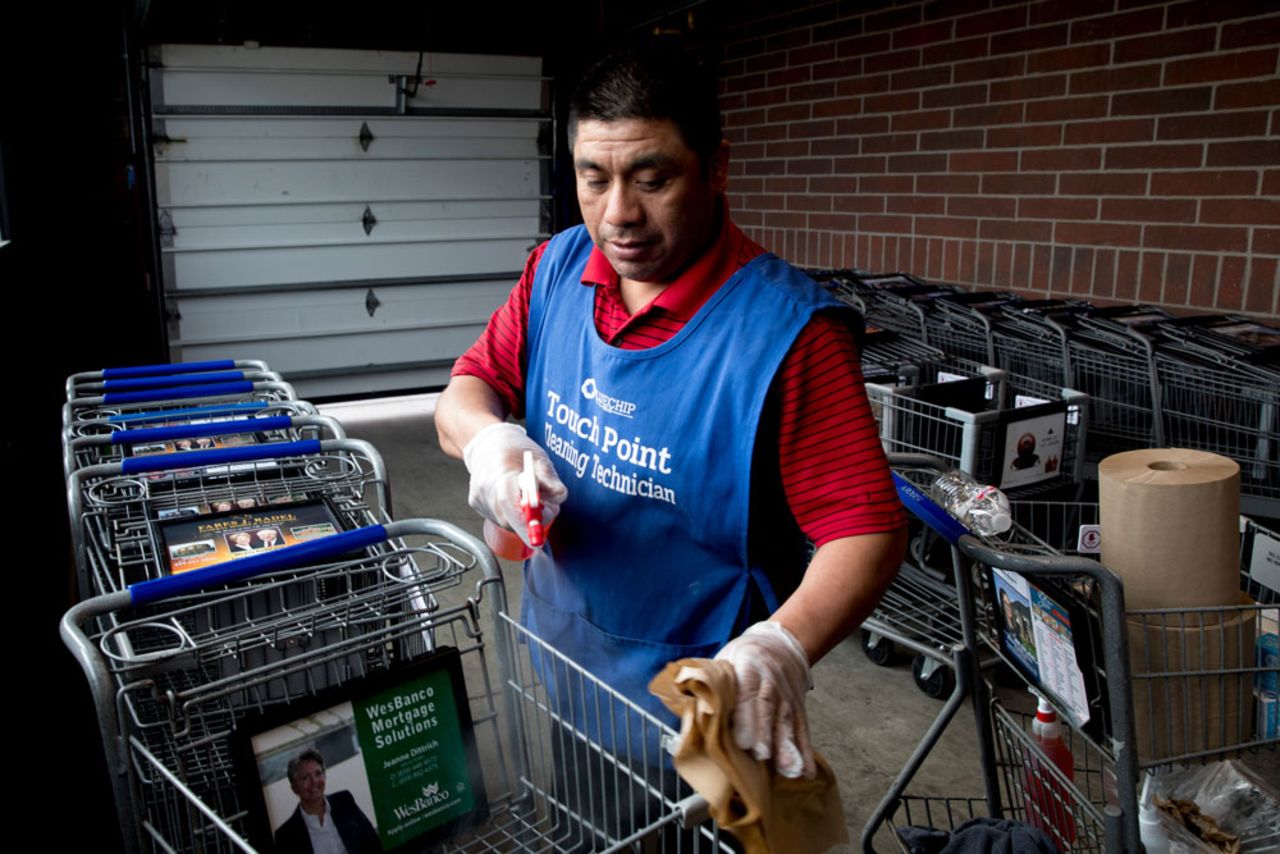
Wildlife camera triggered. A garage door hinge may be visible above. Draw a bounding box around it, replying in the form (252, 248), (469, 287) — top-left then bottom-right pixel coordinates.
(158, 211), (177, 243)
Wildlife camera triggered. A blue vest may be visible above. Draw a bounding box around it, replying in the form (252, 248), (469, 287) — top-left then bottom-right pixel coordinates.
(523, 225), (849, 725)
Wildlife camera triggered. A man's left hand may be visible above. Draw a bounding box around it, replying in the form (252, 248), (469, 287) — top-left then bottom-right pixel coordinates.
(714, 620), (815, 779)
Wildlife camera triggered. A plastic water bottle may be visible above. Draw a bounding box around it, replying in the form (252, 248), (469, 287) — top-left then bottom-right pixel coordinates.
(929, 469), (1012, 535)
(1024, 691), (1077, 848)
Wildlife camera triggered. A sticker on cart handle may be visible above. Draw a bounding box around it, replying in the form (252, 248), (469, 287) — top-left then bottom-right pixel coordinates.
(1076, 524), (1101, 555)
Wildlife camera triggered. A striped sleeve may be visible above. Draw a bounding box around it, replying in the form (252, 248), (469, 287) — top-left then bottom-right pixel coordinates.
(776, 314), (907, 546)
(450, 242), (548, 420)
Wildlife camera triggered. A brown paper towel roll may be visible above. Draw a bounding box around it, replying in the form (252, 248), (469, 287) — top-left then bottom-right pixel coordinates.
(1099, 448), (1239, 611)
(1127, 603), (1256, 765)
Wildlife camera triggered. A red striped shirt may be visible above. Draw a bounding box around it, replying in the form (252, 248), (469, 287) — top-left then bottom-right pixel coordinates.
(452, 217), (905, 545)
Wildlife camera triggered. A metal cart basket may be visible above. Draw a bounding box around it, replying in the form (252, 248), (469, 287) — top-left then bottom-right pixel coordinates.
(69, 439), (392, 600)
(864, 464), (1278, 853)
(64, 403), (325, 475)
(63, 521), (724, 854)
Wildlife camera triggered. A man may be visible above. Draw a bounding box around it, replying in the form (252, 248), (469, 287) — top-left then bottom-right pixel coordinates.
(273, 749), (379, 854)
(436, 46), (905, 780)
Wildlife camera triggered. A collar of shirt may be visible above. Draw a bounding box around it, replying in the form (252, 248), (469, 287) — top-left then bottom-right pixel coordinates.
(579, 198), (752, 325)
(301, 797), (348, 854)
(301, 796), (332, 829)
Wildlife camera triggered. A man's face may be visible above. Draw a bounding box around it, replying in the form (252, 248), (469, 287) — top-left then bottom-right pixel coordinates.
(290, 759), (325, 808)
(573, 118), (728, 285)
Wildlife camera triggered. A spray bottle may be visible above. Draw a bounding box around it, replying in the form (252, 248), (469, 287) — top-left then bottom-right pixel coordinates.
(484, 450), (546, 561)
(1023, 689), (1078, 848)
(1138, 771), (1170, 854)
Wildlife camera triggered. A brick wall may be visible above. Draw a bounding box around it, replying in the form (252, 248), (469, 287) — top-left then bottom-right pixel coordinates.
(718, 0), (1279, 318)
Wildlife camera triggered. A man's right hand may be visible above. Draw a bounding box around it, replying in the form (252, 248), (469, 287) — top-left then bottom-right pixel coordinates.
(462, 422), (568, 547)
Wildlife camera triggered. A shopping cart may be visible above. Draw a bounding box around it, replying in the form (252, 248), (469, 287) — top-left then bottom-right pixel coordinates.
(1150, 340), (1279, 516)
(64, 410), (341, 476)
(865, 460), (1279, 853)
(988, 300), (1087, 389)
(859, 330), (952, 388)
(68, 368), (285, 403)
(1067, 306), (1171, 463)
(832, 272), (960, 340)
(66, 359), (274, 400)
(1155, 314), (1280, 365)
(62, 521), (724, 853)
(867, 362), (1089, 499)
(1002, 500), (1280, 762)
(64, 377), (301, 433)
(68, 439), (391, 601)
(859, 473), (1140, 853)
(917, 292), (1019, 367)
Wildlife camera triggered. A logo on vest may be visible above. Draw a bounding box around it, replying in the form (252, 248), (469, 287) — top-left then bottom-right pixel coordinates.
(543, 388), (676, 505)
(581, 378), (636, 418)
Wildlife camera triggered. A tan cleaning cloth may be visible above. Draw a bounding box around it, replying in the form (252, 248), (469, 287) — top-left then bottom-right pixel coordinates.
(650, 658), (848, 854)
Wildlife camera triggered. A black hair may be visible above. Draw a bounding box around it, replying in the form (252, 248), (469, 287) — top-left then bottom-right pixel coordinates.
(568, 45), (722, 165)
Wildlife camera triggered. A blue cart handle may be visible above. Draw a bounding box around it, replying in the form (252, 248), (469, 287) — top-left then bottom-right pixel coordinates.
(129, 525), (388, 606)
(104, 381), (256, 404)
(102, 371), (246, 391)
(119, 439), (322, 474)
(110, 416), (293, 446)
(892, 471), (970, 545)
(102, 360), (237, 379)
(107, 402), (269, 424)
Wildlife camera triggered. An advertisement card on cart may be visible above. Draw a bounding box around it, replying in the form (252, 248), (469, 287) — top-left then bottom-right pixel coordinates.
(233, 647), (488, 853)
(990, 567), (1109, 743)
(156, 498), (343, 575)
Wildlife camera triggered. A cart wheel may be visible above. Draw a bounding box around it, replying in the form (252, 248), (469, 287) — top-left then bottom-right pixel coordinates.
(911, 655), (955, 699)
(861, 630), (896, 666)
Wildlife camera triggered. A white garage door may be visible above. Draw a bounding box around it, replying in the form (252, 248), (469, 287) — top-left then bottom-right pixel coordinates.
(150, 44), (549, 398)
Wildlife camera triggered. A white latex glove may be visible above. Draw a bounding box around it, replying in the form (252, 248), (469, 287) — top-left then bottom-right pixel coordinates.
(462, 422), (568, 548)
(714, 620), (815, 779)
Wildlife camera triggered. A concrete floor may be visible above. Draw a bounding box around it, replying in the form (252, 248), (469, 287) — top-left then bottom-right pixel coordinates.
(321, 394), (995, 851)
